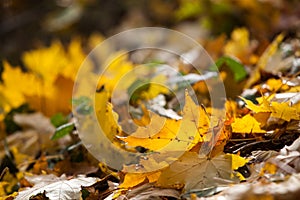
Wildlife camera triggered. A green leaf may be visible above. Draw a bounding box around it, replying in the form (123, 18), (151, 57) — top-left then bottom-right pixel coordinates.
(50, 113), (68, 128)
(215, 56), (247, 82)
(51, 122), (75, 140)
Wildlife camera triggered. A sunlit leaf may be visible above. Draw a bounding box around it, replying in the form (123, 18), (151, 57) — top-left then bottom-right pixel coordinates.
(241, 96), (300, 121)
(122, 91), (202, 151)
(119, 171), (161, 189)
(232, 114), (266, 134)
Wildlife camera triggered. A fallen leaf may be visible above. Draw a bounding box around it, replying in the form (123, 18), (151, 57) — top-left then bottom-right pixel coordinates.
(122, 112), (180, 151)
(122, 91), (202, 152)
(119, 171), (161, 189)
(13, 113), (55, 134)
(95, 91), (121, 142)
(241, 97), (300, 121)
(231, 114), (266, 134)
(270, 101), (300, 122)
(16, 174), (99, 200)
(240, 96), (271, 113)
(157, 152), (241, 190)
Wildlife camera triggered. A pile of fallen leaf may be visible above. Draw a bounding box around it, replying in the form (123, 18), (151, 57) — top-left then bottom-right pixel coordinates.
(0, 27), (300, 200)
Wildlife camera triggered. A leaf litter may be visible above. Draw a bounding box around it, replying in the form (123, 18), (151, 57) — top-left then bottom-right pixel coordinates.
(0, 25), (300, 200)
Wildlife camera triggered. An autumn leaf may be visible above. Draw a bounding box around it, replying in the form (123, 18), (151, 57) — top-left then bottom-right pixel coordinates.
(0, 38), (87, 116)
(157, 152), (242, 190)
(1, 9), (300, 200)
(98, 52), (135, 94)
(119, 171), (161, 189)
(15, 174), (98, 200)
(231, 114), (266, 134)
(270, 101), (300, 122)
(240, 96), (272, 113)
(0, 62), (39, 114)
(95, 91), (121, 142)
(231, 153), (249, 170)
(122, 91), (202, 152)
(241, 96), (300, 122)
(122, 112), (180, 151)
(264, 78), (289, 92)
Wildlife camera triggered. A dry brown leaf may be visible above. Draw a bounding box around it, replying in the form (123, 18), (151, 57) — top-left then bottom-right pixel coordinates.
(156, 152), (240, 190)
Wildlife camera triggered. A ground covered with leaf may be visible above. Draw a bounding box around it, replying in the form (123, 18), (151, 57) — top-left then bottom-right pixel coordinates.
(1, 1), (300, 200)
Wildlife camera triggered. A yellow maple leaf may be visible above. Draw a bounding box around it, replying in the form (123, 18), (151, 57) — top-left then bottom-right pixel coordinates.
(119, 171), (161, 189)
(232, 114), (266, 134)
(122, 112), (180, 151)
(270, 101), (300, 121)
(122, 91), (202, 152)
(0, 38), (87, 116)
(22, 40), (68, 86)
(0, 62), (40, 114)
(22, 38), (86, 83)
(240, 96), (271, 113)
(241, 96), (300, 121)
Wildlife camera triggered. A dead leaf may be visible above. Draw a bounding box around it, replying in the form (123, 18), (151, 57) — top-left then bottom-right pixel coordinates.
(16, 174), (99, 200)
(13, 113), (55, 134)
(157, 152), (242, 190)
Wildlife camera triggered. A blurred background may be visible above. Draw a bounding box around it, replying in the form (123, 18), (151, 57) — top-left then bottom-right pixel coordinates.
(1, 0), (299, 67)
